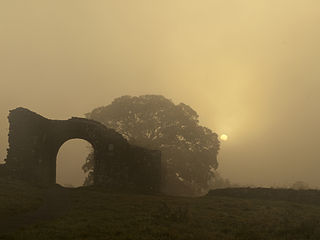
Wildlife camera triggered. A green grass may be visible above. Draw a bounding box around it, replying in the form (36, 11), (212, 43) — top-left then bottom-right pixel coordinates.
(1, 178), (320, 240)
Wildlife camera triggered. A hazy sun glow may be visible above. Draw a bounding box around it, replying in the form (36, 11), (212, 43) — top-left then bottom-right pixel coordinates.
(220, 134), (228, 141)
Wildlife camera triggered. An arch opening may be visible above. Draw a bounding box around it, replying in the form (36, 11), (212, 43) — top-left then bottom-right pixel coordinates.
(56, 139), (93, 188)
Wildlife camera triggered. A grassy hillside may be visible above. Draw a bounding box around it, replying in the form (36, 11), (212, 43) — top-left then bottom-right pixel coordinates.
(1, 177), (320, 240)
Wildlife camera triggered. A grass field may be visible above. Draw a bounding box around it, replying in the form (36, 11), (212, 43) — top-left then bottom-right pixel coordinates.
(0, 177), (43, 217)
(1, 177), (320, 240)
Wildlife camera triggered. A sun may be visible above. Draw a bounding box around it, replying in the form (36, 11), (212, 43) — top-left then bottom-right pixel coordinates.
(220, 134), (228, 141)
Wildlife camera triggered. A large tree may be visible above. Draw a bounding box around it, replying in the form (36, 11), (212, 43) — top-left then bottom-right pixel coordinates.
(83, 95), (220, 195)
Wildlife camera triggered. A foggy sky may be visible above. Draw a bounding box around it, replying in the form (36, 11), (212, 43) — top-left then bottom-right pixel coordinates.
(1, 1), (320, 187)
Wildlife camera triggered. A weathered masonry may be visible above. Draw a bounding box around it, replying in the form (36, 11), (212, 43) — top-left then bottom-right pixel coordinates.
(4, 108), (161, 193)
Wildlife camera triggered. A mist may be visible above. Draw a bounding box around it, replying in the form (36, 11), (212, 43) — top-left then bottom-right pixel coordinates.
(1, 0), (320, 188)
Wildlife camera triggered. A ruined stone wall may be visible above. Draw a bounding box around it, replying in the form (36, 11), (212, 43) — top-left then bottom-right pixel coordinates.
(0, 164), (8, 177)
(129, 146), (161, 193)
(4, 108), (161, 193)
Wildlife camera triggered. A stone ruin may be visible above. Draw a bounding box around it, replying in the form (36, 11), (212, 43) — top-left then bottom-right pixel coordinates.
(3, 108), (161, 193)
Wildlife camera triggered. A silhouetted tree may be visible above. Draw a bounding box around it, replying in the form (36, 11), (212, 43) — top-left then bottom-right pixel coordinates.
(208, 170), (234, 189)
(82, 150), (94, 186)
(83, 95), (220, 195)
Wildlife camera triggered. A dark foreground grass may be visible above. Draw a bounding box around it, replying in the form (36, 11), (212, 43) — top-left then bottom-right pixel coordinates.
(0, 177), (43, 217)
(1, 179), (320, 240)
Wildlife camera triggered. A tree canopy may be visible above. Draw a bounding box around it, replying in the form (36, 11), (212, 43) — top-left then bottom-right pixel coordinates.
(83, 95), (220, 195)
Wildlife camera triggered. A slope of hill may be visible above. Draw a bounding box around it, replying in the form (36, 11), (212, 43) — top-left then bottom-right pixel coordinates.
(1, 177), (320, 240)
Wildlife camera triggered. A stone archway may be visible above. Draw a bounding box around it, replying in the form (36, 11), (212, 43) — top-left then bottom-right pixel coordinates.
(5, 108), (161, 192)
